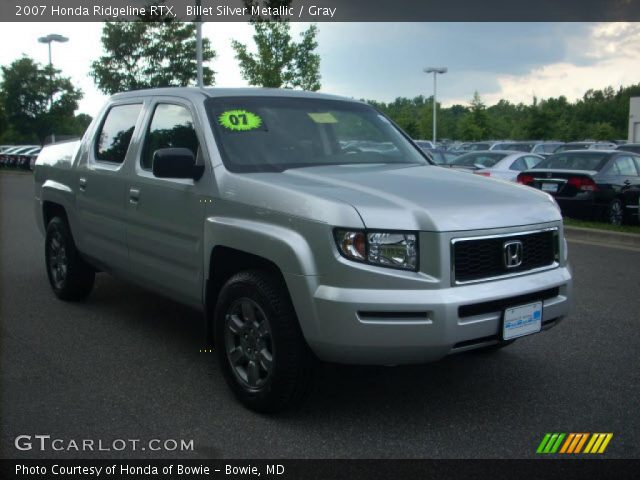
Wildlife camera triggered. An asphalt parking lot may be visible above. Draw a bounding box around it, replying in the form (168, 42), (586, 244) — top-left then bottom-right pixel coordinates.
(1, 171), (639, 459)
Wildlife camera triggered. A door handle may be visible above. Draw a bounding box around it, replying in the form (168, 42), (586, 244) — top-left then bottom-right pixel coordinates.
(79, 177), (87, 192)
(129, 188), (140, 205)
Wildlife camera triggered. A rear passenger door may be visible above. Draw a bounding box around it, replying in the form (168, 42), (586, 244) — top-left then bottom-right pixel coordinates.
(125, 99), (207, 308)
(76, 102), (143, 275)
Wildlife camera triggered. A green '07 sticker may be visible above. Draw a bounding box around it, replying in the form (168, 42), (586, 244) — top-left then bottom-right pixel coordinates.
(218, 110), (263, 131)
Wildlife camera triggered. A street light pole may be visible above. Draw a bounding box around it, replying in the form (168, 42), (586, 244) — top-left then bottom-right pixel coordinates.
(196, 0), (203, 87)
(38, 34), (69, 108)
(38, 34), (68, 144)
(424, 67), (447, 145)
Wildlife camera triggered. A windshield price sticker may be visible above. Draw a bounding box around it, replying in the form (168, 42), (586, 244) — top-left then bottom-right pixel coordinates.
(219, 110), (263, 131)
(308, 112), (338, 124)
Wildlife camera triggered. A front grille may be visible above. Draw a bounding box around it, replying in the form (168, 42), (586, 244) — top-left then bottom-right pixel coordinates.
(453, 229), (557, 284)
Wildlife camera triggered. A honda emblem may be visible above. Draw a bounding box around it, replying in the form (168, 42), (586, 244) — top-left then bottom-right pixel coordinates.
(503, 240), (523, 268)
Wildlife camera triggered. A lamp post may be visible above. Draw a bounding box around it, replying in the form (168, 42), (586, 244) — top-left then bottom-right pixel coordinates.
(38, 33), (69, 70)
(195, 0), (203, 87)
(38, 34), (68, 143)
(424, 67), (447, 145)
(38, 34), (69, 108)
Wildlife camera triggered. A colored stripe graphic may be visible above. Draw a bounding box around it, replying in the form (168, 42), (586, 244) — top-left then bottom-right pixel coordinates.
(538, 433), (613, 454)
(584, 433), (614, 454)
(536, 433), (552, 454)
(573, 433), (589, 453)
(559, 433), (575, 453)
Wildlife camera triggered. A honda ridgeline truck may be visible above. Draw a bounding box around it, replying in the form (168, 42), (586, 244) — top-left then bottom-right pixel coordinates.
(34, 88), (572, 412)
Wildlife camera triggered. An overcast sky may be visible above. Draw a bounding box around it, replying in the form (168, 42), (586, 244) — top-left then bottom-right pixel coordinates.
(0, 22), (638, 117)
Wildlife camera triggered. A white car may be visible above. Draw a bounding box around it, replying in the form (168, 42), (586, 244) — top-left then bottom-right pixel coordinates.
(449, 150), (544, 181)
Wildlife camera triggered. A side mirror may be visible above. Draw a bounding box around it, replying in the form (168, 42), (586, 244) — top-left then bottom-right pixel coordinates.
(152, 148), (203, 179)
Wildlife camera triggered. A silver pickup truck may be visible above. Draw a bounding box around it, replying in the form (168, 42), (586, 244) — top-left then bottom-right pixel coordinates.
(34, 88), (572, 412)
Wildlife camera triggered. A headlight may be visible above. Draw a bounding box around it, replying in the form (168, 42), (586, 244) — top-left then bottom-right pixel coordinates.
(334, 229), (418, 271)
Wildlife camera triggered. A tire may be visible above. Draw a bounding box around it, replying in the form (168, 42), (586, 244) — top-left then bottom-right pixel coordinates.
(214, 270), (315, 413)
(45, 217), (95, 301)
(607, 198), (625, 226)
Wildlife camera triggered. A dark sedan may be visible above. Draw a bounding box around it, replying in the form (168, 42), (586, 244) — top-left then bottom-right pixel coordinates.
(617, 143), (640, 154)
(517, 150), (640, 225)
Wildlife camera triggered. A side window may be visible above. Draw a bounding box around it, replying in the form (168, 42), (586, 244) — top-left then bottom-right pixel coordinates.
(509, 157), (526, 171)
(633, 156), (640, 173)
(95, 104), (143, 163)
(142, 104), (199, 170)
(524, 155), (542, 169)
(610, 156), (638, 176)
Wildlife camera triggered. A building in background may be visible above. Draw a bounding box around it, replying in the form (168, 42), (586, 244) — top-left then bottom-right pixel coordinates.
(629, 97), (640, 142)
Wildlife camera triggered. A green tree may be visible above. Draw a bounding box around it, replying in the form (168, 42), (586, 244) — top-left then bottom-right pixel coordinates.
(0, 56), (83, 144)
(231, 1), (320, 91)
(90, 10), (216, 94)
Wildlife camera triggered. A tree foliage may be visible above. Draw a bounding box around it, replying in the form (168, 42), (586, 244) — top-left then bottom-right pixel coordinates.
(369, 83), (640, 142)
(90, 10), (216, 94)
(0, 56), (84, 144)
(231, 1), (321, 91)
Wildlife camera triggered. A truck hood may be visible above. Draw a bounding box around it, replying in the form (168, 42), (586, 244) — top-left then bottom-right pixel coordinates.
(246, 164), (561, 231)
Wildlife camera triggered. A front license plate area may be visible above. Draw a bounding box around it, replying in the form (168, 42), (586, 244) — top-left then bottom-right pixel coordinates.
(541, 183), (558, 193)
(502, 301), (542, 340)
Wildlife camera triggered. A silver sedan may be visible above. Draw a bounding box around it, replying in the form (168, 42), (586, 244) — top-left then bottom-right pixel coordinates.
(448, 150), (544, 181)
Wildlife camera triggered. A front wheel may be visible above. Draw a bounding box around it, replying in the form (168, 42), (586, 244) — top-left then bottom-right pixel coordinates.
(214, 270), (315, 413)
(45, 217), (95, 301)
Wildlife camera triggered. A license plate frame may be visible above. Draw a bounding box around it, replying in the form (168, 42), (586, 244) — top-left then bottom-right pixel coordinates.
(502, 301), (543, 341)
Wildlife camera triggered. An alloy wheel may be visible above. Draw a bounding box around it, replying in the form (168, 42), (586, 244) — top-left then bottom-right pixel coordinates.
(224, 297), (274, 390)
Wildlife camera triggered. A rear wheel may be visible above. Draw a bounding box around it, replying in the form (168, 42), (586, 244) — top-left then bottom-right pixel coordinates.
(214, 270), (315, 413)
(607, 198), (624, 226)
(45, 217), (95, 301)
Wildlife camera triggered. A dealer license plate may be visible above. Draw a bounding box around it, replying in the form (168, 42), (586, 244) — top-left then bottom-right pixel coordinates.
(541, 183), (558, 193)
(503, 301), (542, 340)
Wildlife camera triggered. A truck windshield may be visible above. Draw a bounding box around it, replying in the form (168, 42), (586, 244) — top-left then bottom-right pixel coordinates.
(206, 96), (429, 172)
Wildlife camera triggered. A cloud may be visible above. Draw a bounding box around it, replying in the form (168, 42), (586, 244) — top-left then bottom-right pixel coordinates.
(0, 22), (638, 115)
(478, 23), (640, 106)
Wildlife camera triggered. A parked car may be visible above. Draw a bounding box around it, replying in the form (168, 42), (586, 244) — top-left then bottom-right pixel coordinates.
(490, 142), (535, 152)
(473, 152), (544, 181)
(34, 87), (572, 412)
(450, 142), (488, 152)
(16, 147), (42, 170)
(422, 148), (460, 165)
(447, 151), (543, 180)
(616, 143), (640, 154)
(1, 145), (39, 167)
(531, 142), (565, 156)
(414, 140), (435, 150)
(553, 142), (617, 153)
(517, 150), (640, 225)
(0, 146), (23, 166)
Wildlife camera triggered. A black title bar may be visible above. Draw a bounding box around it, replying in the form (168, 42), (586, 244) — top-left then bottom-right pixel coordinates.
(1, 0), (640, 22)
(2, 459), (640, 480)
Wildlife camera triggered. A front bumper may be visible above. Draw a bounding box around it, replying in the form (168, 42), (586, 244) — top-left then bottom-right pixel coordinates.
(287, 265), (572, 365)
